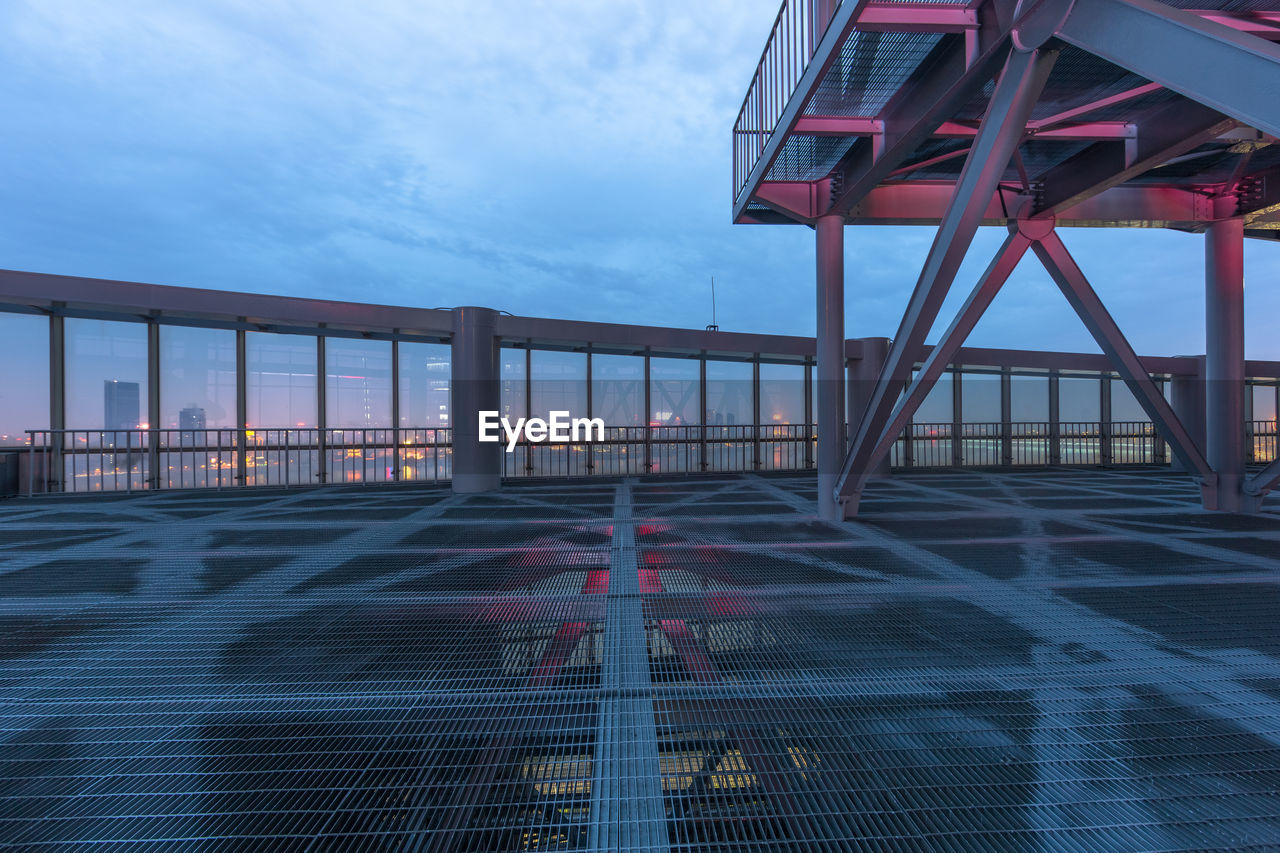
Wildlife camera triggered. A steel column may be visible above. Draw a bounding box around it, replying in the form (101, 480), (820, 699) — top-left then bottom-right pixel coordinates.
(815, 213), (845, 520)
(1205, 216), (1250, 510)
(450, 306), (502, 493)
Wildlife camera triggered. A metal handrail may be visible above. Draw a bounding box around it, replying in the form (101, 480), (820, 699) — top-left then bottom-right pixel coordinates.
(19, 420), (1276, 495)
(733, 0), (841, 201)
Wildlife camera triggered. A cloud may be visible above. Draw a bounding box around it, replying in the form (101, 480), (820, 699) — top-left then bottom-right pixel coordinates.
(1, 0), (1278, 359)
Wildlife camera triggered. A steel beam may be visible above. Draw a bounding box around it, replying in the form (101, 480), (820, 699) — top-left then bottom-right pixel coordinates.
(835, 46), (1058, 507)
(1033, 98), (1239, 216)
(1056, 0), (1280, 138)
(827, 29), (1015, 217)
(1031, 231), (1214, 480)
(815, 214), (846, 521)
(1246, 456), (1280, 496)
(841, 230), (1032, 508)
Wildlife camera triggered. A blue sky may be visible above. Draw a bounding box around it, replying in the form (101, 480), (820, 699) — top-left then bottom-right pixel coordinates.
(2, 0), (1278, 358)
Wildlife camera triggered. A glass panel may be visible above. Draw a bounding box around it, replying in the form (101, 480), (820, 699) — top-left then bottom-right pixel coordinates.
(705, 360), (752, 426)
(1110, 378), (1149, 422)
(1252, 384), (1276, 422)
(649, 358), (699, 425)
(759, 363), (803, 424)
(960, 372), (1001, 423)
(1010, 375), (1048, 421)
(501, 348), (527, 422)
(160, 326), (236, 429)
(531, 350), (586, 420)
(915, 372), (952, 424)
(0, 313), (49, 445)
(1059, 377), (1100, 422)
(66, 318), (148, 429)
(593, 354), (644, 426)
(398, 342), (450, 427)
(325, 338), (392, 428)
(246, 333), (317, 428)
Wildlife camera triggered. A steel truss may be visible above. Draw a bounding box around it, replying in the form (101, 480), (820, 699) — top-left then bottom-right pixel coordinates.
(827, 15), (1280, 514)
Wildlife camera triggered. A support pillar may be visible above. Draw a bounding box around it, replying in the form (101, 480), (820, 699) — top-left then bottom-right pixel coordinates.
(1169, 357), (1205, 473)
(450, 306), (502, 494)
(1204, 216), (1250, 511)
(815, 214), (845, 521)
(848, 337), (890, 476)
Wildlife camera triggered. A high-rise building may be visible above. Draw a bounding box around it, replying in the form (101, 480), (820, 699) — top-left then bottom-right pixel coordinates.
(179, 405), (207, 431)
(103, 380), (140, 431)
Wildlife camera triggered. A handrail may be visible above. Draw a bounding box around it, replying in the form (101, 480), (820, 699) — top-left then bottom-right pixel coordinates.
(733, 0), (842, 202)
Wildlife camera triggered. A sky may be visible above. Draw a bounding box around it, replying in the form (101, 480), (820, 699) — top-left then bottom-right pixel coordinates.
(2, 0), (1279, 359)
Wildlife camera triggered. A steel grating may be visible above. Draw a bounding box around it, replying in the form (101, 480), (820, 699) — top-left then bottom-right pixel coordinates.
(1, 471), (1280, 848)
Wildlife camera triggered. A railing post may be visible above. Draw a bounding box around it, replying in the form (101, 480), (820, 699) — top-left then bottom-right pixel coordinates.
(49, 313), (65, 492)
(391, 339), (401, 481)
(524, 346), (533, 475)
(147, 320), (161, 489)
(1048, 370), (1061, 465)
(236, 329), (247, 486)
(643, 348), (652, 473)
(316, 334), (327, 484)
(1000, 366), (1013, 466)
(1100, 374), (1113, 466)
(586, 348), (595, 473)
(752, 355), (762, 471)
(951, 367), (963, 467)
(698, 354), (708, 472)
(803, 358), (813, 469)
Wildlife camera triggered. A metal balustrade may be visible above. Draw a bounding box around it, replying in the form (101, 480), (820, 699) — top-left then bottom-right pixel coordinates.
(21, 420), (1277, 494)
(733, 0), (840, 200)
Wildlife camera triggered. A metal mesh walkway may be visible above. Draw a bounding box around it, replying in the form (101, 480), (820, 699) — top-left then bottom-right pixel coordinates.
(2, 470), (1280, 849)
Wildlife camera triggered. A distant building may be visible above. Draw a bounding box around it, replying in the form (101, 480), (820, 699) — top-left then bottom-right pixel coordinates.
(179, 406), (207, 431)
(104, 380), (140, 431)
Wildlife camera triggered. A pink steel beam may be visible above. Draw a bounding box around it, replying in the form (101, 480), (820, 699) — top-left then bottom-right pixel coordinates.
(1055, 0), (1280, 139)
(843, 229), (1033, 512)
(795, 115), (1134, 139)
(836, 46), (1059, 507)
(1026, 82), (1162, 131)
(1031, 230), (1213, 479)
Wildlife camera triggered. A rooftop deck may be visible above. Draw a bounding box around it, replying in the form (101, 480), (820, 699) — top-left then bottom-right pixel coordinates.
(3, 470), (1280, 849)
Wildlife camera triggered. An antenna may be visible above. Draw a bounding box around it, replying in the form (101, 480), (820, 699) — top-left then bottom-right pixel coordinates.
(706, 276), (719, 331)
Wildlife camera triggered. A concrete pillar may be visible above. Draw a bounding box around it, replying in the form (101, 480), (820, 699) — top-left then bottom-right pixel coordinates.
(1169, 357), (1205, 473)
(1204, 216), (1249, 511)
(815, 214), (845, 521)
(450, 306), (502, 494)
(847, 337), (890, 476)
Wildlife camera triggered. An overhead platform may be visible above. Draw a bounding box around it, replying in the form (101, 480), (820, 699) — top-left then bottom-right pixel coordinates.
(731, 0), (1280, 518)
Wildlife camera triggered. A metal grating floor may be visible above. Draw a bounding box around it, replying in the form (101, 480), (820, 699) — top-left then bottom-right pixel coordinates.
(2, 470), (1280, 849)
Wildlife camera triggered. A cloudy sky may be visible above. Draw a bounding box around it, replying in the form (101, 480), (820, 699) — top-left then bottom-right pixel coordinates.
(3, 0), (1278, 358)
